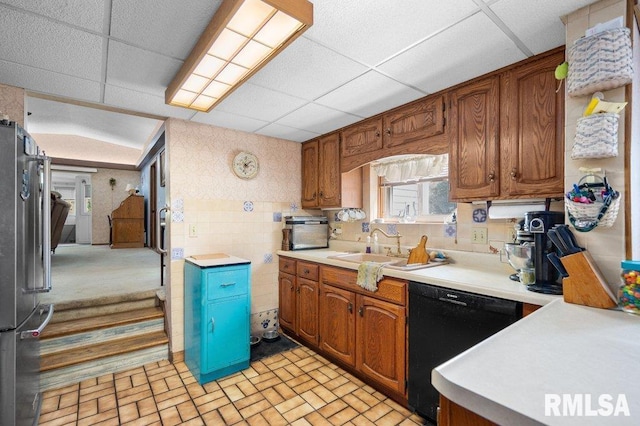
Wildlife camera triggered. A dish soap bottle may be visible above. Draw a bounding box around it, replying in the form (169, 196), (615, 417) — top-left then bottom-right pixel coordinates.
(365, 235), (371, 253)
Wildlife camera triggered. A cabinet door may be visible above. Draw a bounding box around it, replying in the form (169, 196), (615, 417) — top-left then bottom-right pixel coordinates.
(278, 272), (296, 333)
(356, 295), (406, 394)
(203, 296), (249, 374)
(297, 277), (319, 346)
(341, 117), (383, 158)
(301, 140), (319, 208)
(449, 76), (500, 201)
(319, 284), (356, 367)
(318, 133), (342, 207)
(500, 50), (564, 198)
(383, 95), (445, 148)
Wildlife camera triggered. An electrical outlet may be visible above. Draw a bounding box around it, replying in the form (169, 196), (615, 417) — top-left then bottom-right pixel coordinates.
(472, 227), (488, 244)
(189, 223), (197, 237)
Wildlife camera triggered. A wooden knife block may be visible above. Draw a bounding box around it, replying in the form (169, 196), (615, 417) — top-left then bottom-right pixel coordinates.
(560, 251), (617, 309)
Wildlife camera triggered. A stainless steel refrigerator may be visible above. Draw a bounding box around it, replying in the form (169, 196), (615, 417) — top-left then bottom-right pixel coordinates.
(0, 121), (54, 426)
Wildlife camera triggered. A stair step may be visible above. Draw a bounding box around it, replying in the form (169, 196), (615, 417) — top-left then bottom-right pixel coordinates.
(40, 345), (169, 391)
(41, 306), (164, 339)
(41, 330), (169, 372)
(41, 318), (165, 355)
(50, 298), (158, 323)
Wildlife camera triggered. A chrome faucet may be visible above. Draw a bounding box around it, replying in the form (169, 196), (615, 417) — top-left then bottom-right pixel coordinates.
(369, 228), (404, 257)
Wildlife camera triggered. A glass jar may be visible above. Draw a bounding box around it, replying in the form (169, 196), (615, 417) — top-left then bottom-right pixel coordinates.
(619, 260), (640, 314)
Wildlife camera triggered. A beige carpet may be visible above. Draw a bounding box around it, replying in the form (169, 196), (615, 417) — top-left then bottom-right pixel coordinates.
(43, 244), (163, 304)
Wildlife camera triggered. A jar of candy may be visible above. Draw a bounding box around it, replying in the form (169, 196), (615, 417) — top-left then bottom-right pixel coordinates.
(619, 260), (640, 314)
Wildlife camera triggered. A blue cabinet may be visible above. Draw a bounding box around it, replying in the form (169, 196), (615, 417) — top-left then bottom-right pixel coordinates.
(184, 258), (250, 384)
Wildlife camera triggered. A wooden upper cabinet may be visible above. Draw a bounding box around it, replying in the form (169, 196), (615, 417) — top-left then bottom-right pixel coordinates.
(449, 76), (501, 201)
(383, 94), (445, 148)
(500, 50), (565, 198)
(341, 117), (383, 158)
(318, 133), (342, 206)
(301, 140), (319, 208)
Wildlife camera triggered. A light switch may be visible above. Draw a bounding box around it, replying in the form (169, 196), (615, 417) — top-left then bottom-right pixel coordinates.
(189, 223), (197, 237)
(472, 228), (487, 244)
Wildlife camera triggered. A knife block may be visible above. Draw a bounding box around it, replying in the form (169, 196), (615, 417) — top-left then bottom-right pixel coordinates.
(559, 251), (617, 309)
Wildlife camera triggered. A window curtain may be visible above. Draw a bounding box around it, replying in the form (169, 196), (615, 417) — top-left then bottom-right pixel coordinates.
(371, 154), (448, 183)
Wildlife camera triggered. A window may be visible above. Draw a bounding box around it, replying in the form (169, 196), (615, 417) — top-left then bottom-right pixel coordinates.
(374, 154), (455, 222)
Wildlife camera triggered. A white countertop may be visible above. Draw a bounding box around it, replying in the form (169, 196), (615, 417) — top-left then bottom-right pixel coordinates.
(432, 300), (640, 425)
(185, 254), (250, 268)
(277, 248), (559, 306)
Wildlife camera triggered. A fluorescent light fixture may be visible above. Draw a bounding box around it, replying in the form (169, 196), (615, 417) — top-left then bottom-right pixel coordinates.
(165, 0), (313, 112)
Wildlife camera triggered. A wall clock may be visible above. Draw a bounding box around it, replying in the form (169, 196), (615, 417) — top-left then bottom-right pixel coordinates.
(232, 151), (259, 179)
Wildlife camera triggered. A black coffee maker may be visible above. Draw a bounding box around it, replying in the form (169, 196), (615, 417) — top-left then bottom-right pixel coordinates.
(523, 211), (565, 294)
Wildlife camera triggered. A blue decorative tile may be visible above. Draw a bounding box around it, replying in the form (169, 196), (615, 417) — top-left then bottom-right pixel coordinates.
(362, 222), (370, 233)
(473, 208), (487, 223)
(261, 319), (271, 329)
(263, 253), (273, 264)
(290, 202), (298, 212)
(444, 224), (457, 238)
(171, 247), (184, 259)
(273, 212), (282, 222)
(171, 198), (184, 212)
(171, 211), (184, 223)
(243, 201), (254, 212)
(387, 224), (398, 235)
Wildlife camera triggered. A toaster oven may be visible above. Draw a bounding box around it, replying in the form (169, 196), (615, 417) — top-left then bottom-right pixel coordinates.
(285, 216), (329, 250)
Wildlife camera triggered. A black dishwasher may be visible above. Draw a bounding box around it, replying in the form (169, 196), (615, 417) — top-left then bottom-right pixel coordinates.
(408, 282), (522, 423)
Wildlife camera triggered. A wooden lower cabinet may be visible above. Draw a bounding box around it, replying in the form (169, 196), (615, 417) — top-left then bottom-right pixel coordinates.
(278, 271), (296, 332)
(297, 277), (319, 345)
(319, 284), (356, 366)
(438, 395), (496, 426)
(356, 295), (406, 394)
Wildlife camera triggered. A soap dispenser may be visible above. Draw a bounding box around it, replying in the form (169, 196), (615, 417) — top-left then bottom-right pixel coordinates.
(373, 233), (379, 254)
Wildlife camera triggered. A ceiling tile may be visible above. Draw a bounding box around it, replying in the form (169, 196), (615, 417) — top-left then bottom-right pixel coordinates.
(107, 41), (183, 97)
(490, 0), (600, 54)
(26, 97), (162, 149)
(256, 123), (319, 142)
(216, 83), (308, 122)
(304, 0), (480, 66)
(314, 71), (424, 117)
(379, 12), (527, 94)
(192, 110), (269, 134)
(276, 103), (363, 135)
(249, 37), (368, 101)
(110, 0), (220, 59)
(103, 85), (192, 119)
(0, 61), (102, 103)
(1, 0), (105, 32)
(0, 7), (103, 80)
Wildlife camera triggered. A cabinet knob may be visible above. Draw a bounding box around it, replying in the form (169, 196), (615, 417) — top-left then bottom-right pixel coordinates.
(348, 303), (353, 313)
(312, 192), (316, 200)
(303, 268), (310, 275)
(510, 168), (518, 180)
(375, 130), (381, 138)
(211, 317), (215, 332)
(488, 171), (495, 182)
(296, 287), (300, 294)
(358, 307), (364, 317)
(319, 191), (324, 198)
(385, 128), (391, 136)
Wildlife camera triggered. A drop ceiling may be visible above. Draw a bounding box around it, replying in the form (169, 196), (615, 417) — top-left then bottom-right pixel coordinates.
(0, 0), (600, 150)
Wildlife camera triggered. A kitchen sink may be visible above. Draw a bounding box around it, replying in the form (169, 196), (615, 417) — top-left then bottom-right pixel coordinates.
(327, 253), (395, 264)
(328, 253), (447, 271)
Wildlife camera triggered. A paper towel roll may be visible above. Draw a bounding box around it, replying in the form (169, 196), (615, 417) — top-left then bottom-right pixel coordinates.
(488, 203), (546, 219)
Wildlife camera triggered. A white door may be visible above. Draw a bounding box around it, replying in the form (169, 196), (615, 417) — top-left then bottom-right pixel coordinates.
(75, 175), (92, 244)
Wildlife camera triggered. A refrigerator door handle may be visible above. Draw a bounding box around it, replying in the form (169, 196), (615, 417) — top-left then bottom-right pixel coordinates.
(20, 304), (54, 339)
(34, 154), (52, 293)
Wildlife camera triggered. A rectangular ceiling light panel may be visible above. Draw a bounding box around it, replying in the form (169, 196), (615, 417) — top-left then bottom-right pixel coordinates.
(165, 0), (313, 112)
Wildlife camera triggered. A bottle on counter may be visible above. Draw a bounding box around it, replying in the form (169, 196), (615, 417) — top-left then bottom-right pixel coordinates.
(373, 233), (379, 254)
(365, 235), (371, 253)
(619, 260), (640, 314)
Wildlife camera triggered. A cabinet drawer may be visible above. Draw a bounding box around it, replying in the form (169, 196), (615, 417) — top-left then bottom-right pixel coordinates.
(320, 266), (407, 305)
(279, 257), (296, 274)
(206, 266), (249, 299)
(297, 262), (319, 281)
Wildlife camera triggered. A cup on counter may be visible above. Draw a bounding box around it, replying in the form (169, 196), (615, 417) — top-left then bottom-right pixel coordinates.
(518, 267), (535, 285)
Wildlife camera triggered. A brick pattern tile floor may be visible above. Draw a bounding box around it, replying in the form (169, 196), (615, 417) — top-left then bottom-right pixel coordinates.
(39, 346), (427, 425)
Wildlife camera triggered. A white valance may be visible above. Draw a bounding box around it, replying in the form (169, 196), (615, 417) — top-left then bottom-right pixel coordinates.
(372, 154), (448, 182)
